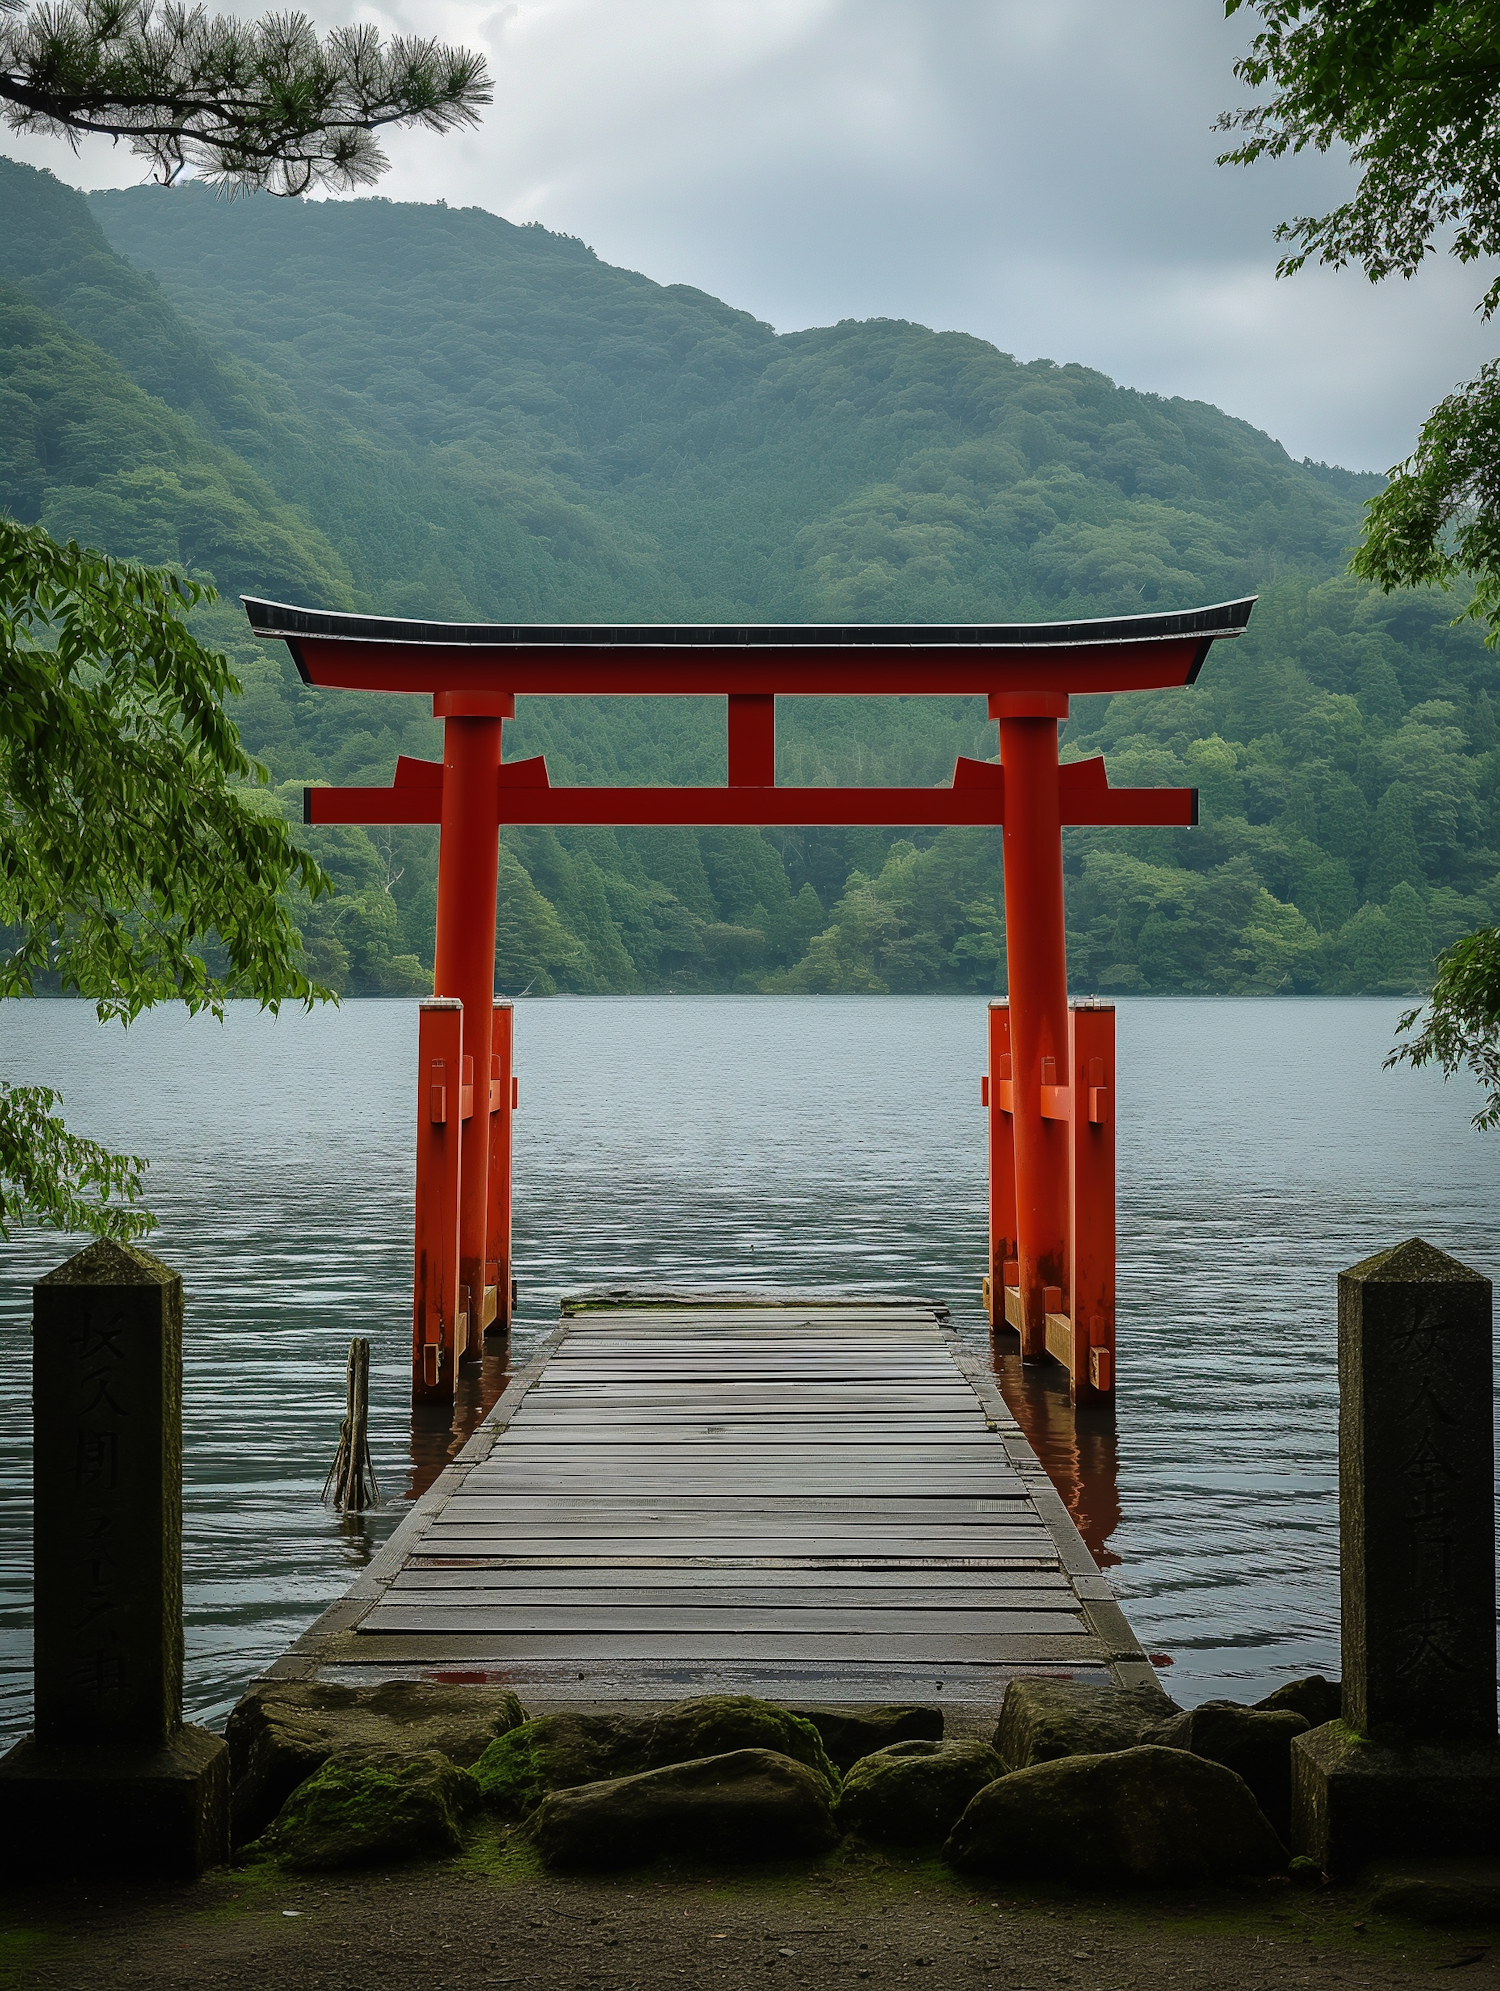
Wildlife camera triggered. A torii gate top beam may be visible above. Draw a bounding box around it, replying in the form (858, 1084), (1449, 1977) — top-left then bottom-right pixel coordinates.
(243, 596), (1255, 699)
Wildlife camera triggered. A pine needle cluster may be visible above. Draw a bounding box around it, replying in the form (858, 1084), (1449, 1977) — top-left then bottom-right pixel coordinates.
(0, 1), (491, 196)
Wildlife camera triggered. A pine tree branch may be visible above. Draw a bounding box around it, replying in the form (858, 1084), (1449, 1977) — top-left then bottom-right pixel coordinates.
(0, 2), (491, 195)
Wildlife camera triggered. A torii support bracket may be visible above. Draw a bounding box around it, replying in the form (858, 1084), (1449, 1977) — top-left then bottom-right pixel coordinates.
(245, 594), (1254, 1403)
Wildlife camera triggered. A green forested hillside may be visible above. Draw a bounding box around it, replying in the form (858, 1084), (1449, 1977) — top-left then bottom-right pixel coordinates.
(90, 177), (1375, 626)
(1, 156), (1494, 998)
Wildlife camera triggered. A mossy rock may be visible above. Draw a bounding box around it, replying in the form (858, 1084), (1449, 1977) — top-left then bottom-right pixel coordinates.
(470, 1712), (645, 1818)
(530, 1748), (839, 1870)
(261, 1748), (480, 1871)
(993, 1679), (1177, 1770)
(835, 1739), (1003, 1845)
(226, 1679), (525, 1843)
(945, 1745), (1286, 1886)
(471, 1696), (839, 1818)
(641, 1697), (839, 1791)
(1255, 1676), (1341, 1729)
(789, 1704), (943, 1771)
(1143, 1702), (1309, 1841)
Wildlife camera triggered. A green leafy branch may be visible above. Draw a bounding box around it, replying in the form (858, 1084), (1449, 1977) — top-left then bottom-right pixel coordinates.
(0, 516), (336, 1233)
(1388, 924), (1500, 1126)
(1352, 357), (1500, 637)
(0, 1081), (153, 1239)
(1219, 2), (1500, 314)
(0, 517), (333, 1020)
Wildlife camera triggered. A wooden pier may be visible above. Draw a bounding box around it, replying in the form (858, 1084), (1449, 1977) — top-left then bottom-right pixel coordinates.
(271, 1298), (1154, 1709)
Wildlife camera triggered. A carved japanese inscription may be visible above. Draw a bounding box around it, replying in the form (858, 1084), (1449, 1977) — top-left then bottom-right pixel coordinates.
(1338, 1239), (1495, 1745)
(31, 1241), (184, 1748)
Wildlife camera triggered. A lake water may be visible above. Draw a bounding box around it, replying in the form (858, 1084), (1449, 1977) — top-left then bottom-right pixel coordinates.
(1, 992), (1496, 1741)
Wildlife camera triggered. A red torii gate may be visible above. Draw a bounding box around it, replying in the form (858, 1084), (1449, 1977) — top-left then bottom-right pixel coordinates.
(245, 595), (1254, 1405)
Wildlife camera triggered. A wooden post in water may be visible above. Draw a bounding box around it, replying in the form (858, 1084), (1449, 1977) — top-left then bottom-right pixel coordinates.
(324, 1337), (380, 1512)
(1291, 1238), (1500, 1873)
(0, 1239), (229, 1876)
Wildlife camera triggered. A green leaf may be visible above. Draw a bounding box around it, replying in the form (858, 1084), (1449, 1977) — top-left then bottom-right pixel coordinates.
(0, 1080), (154, 1238)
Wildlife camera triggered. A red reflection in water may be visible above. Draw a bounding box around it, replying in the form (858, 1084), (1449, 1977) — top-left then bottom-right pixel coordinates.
(408, 1334), (513, 1501)
(989, 1327), (1121, 1569)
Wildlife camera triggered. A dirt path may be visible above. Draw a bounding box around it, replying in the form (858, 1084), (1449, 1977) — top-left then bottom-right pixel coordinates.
(2, 1838), (1495, 1991)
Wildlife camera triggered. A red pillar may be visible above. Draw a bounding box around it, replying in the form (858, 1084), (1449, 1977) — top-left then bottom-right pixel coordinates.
(487, 998), (515, 1333)
(1067, 999), (1115, 1397)
(993, 691), (1071, 1361)
(413, 998), (464, 1399)
(984, 1000), (1018, 1325)
(432, 690), (512, 1355)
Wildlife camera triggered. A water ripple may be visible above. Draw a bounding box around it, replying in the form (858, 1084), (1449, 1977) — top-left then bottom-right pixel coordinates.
(1, 992), (1495, 1736)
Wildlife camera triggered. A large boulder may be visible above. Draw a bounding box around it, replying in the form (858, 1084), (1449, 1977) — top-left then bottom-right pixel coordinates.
(945, 1745), (1286, 1887)
(261, 1748), (480, 1871)
(791, 1705), (944, 1771)
(835, 1740), (1004, 1845)
(471, 1712), (644, 1817)
(993, 1680), (1177, 1770)
(641, 1697), (839, 1789)
(471, 1696), (839, 1817)
(1144, 1702), (1309, 1840)
(530, 1748), (839, 1870)
(227, 1679), (525, 1843)
(1255, 1677), (1341, 1729)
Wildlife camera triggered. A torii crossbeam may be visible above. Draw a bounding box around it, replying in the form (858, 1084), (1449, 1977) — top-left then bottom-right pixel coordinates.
(245, 594), (1254, 1403)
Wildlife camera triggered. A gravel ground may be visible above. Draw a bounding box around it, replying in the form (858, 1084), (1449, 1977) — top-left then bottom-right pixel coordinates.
(2, 1842), (1496, 1991)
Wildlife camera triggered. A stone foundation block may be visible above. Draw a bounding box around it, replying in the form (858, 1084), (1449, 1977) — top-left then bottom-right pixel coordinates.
(0, 1723), (229, 1878)
(1291, 1723), (1500, 1876)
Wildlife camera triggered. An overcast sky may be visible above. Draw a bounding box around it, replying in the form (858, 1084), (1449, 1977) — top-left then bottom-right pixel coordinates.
(7, 0), (1496, 471)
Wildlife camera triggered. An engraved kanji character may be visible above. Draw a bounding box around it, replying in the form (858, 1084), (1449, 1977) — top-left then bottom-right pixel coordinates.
(73, 1431), (117, 1490)
(76, 1367), (126, 1417)
(73, 1592), (122, 1633)
(1393, 1602), (1466, 1677)
(66, 1313), (127, 1366)
(72, 1649), (126, 1696)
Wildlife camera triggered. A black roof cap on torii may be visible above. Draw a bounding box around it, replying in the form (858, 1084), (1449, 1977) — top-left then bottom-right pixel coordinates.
(243, 595), (1255, 654)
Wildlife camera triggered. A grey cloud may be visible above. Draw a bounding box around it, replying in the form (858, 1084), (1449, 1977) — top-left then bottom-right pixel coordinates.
(6, 0), (1495, 468)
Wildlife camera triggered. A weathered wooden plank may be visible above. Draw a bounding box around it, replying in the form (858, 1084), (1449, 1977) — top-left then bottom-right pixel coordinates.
(334, 1631), (1111, 1663)
(417, 1546), (1060, 1566)
(516, 1434), (1000, 1445)
(467, 1476), (1020, 1489)
(358, 1604), (1092, 1634)
(311, 1658), (1109, 1704)
(426, 1508), (1044, 1524)
(459, 1472), (1028, 1487)
(429, 1493), (1038, 1509)
(424, 1495), (1047, 1512)
(422, 1524), (1053, 1543)
(385, 1570), (1073, 1595)
(427, 1502), (1047, 1522)
(404, 1554), (1063, 1571)
(485, 1441), (1012, 1455)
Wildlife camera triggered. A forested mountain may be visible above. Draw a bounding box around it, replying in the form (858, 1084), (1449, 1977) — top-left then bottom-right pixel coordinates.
(1, 156), (1494, 997)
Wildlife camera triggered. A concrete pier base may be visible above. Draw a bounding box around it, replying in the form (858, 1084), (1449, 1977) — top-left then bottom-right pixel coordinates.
(0, 1724), (229, 1879)
(1291, 1722), (1500, 1877)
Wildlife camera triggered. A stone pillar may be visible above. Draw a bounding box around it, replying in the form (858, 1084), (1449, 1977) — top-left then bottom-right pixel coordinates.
(1291, 1238), (1500, 1875)
(0, 1240), (229, 1877)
